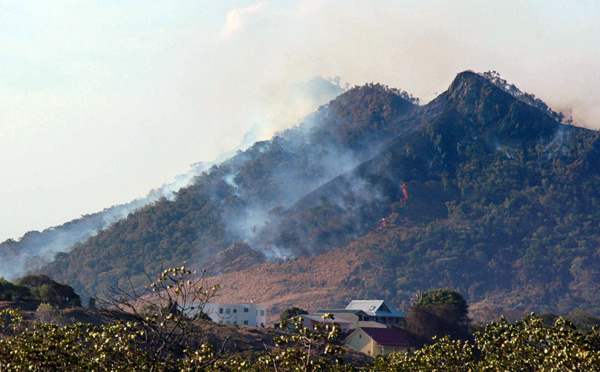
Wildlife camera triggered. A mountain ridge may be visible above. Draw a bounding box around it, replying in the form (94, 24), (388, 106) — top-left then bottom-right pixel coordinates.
(29, 70), (600, 321)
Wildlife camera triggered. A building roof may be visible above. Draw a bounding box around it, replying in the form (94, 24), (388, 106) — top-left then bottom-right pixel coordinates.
(358, 321), (387, 328)
(358, 327), (412, 347)
(301, 314), (353, 324)
(204, 302), (267, 309)
(345, 300), (406, 318)
(315, 309), (369, 315)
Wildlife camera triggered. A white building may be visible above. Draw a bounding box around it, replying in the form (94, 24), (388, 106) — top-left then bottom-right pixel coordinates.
(187, 302), (267, 327)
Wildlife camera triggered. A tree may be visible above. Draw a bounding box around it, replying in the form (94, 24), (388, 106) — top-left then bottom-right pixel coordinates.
(368, 314), (600, 371)
(476, 314), (600, 370)
(224, 314), (351, 371)
(18, 274), (81, 307)
(411, 288), (468, 324)
(35, 303), (63, 324)
(405, 288), (470, 343)
(98, 262), (223, 370)
(279, 307), (308, 324)
(0, 278), (31, 302)
(0, 308), (152, 370)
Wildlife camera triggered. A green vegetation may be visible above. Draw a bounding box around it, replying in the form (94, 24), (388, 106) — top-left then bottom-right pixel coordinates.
(0, 279), (29, 302)
(0, 275), (80, 307)
(35, 303), (63, 324)
(98, 262), (221, 368)
(279, 307), (309, 324)
(368, 314), (600, 371)
(405, 289), (470, 343)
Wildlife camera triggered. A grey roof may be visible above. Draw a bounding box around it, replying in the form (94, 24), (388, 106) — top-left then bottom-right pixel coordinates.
(300, 314), (353, 324)
(315, 309), (369, 315)
(358, 321), (387, 328)
(345, 300), (406, 318)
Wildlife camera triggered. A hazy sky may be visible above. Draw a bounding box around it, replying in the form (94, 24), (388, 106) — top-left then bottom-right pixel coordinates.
(1, 0), (599, 242)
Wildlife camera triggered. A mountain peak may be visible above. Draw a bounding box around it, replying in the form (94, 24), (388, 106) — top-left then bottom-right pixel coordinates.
(445, 70), (565, 124)
(444, 70), (507, 107)
(419, 70), (562, 148)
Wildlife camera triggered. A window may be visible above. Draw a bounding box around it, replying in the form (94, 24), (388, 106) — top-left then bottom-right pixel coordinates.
(233, 309), (237, 313)
(219, 308), (223, 314)
(260, 310), (265, 316)
(260, 323), (265, 327)
(243, 320), (248, 325)
(244, 308), (249, 313)
(226, 308), (231, 314)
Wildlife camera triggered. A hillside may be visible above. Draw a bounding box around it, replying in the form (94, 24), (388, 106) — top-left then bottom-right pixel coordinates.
(206, 71), (600, 319)
(37, 83), (420, 297)
(0, 161), (215, 281)
(37, 70), (600, 319)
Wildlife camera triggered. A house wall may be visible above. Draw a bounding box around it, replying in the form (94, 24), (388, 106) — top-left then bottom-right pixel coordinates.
(189, 302), (267, 327)
(375, 345), (410, 356)
(345, 329), (375, 356)
(345, 329), (411, 356)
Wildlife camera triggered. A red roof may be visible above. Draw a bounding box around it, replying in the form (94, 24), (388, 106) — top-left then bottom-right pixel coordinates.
(360, 327), (412, 347)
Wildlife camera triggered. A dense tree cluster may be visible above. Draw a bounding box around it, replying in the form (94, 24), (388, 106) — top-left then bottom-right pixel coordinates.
(405, 289), (470, 343)
(368, 314), (600, 371)
(279, 307), (309, 324)
(0, 275), (80, 307)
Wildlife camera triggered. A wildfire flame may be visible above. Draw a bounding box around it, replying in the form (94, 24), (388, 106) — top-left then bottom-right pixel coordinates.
(402, 182), (409, 200)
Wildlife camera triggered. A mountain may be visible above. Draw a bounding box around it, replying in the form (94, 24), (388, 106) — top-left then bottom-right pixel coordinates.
(0, 161), (214, 281)
(36, 83), (419, 296)
(36, 71), (600, 320)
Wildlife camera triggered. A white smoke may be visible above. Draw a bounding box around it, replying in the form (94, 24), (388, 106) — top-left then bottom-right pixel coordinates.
(0, 75), (346, 280)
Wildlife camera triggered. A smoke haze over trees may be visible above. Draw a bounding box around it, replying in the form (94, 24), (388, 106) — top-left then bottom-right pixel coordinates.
(0, 76), (346, 281)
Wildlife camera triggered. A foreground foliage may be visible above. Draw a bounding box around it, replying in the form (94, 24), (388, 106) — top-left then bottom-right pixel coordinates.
(2, 308), (600, 371)
(99, 262), (222, 369)
(3, 264), (600, 370)
(370, 314), (600, 371)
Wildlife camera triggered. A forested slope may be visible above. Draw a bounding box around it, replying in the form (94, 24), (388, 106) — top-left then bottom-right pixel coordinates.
(38, 83), (420, 298)
(39, 71), (600, 318)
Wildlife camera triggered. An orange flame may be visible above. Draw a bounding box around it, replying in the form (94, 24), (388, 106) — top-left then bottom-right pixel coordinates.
(402, 182), (409, 200)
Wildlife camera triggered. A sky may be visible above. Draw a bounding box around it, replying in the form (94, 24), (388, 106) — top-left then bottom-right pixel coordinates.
(1, 0), (600, 242)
